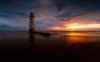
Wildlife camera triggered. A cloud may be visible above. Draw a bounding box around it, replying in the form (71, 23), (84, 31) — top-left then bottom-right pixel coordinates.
(0, 24), (14, 30)
(0, 14), (9, 17)
(0, 0), (100, 30)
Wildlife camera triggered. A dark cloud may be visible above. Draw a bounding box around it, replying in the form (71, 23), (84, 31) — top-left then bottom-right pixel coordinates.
(0, 14), (9, 17)
(55, 0), (100, 21)
(56, 0), (100, 11)
(1, 0), (100, 18)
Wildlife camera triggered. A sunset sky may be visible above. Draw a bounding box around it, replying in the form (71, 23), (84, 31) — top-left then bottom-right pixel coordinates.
(0, 0), (100, 31)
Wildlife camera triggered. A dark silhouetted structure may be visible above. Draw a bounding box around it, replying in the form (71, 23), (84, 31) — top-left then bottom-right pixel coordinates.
(29, 12), (51, 38)
(29, 12), (35, 32)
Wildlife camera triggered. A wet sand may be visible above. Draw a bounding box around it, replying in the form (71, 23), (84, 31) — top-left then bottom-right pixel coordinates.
(0, 31), (100, 62)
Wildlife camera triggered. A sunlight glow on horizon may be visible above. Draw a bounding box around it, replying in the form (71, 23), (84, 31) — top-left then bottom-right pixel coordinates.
(48, 23), (100, 31)
(65, 23), (100, 31)
(66, 23), (100, 28)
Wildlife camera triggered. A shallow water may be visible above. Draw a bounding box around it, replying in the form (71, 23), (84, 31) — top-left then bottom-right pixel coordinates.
(0, 31), (100, 62)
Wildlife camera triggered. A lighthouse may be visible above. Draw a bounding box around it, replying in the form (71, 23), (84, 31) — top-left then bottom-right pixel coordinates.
(29, 12), (35, 32)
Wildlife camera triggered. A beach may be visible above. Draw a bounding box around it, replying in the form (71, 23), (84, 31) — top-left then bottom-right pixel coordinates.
(0, 30), (100, 62)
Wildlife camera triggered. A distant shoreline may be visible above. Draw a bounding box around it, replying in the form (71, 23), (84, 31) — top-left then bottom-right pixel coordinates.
(0, 30), (100, 32)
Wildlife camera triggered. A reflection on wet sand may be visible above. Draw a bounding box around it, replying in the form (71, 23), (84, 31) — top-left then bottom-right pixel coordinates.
(29, 32), (35, 43)
(29, 32), (51, 42)
(0, 31), (100, 62)
(65, 32), (100, 45)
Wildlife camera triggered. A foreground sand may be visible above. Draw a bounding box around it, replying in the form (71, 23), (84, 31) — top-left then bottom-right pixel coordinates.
(0, 31), (100, 62)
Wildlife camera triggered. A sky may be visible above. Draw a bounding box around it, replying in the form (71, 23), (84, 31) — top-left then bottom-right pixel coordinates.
(0, 0), (100, 31)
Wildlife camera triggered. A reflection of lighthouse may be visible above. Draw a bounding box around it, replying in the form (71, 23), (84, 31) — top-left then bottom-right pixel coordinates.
(29, 12), (35, 32)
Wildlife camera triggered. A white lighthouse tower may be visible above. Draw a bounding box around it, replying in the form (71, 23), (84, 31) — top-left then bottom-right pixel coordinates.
(29, 12), (35, 32)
